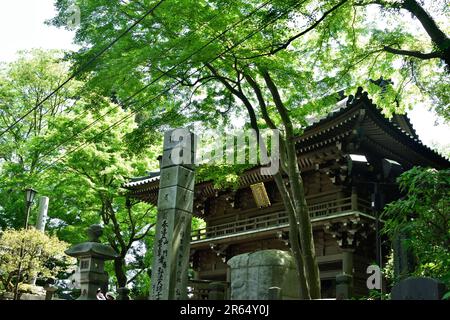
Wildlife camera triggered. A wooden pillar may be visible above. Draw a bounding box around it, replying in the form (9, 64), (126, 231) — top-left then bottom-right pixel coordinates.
(193, 270), (200, 280)
(226, 266), (231, 299)
(208, 282), (225, 300)
(351, 187), (358, 211)
(338, 249), (354, 299)
(342, 249), (354, 275)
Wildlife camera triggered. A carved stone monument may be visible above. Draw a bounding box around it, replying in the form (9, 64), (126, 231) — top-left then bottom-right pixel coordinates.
(393, 232), (416, 280)
(65, 225), (118, 300)
(336, 274), (353, 300)
(391, 277), (447, 300)
(227, 250), (299, 300)
(150, 129), (196, 300)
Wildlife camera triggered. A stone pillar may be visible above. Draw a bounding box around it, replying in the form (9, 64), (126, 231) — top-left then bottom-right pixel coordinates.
(35, 196), (49, 232)
(393, 232), (416, 280)
(268, 287), (282, 300)
(65, 225), (118, 300)
(150, 129), (196, 300)
(29, 196), (50, 285)
(336, 274), (353, 300)
(350, 188), (358, 211)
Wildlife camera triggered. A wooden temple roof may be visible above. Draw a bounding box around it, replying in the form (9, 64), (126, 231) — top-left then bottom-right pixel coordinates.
(123, 88), (450, 205)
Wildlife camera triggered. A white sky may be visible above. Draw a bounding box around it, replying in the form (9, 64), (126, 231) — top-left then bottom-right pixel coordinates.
(0, 0), (78, 61)
(0, 0), (448, 152)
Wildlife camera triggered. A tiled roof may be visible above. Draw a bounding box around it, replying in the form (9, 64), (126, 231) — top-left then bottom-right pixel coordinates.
(123, 172), (160, 188)
(122, 88), (449, 192)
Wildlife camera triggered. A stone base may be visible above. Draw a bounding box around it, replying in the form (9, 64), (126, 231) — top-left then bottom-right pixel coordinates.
(227, 250), (300, 300)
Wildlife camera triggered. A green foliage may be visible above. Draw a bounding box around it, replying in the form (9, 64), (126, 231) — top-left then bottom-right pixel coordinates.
(44, 100), (160, 289)
(48, 0), (450, 299)
(0, 0), (446, 299)
(366, 289), (391, 300)
(0, 49), (81, 229)
(383, 167), (450, 285)
(443, 291), (450, 300)
(0, 228), (75, 292)
(342, 1), (450, 121)
(383, 249), (395, 284)
(0, 50), (161, 294)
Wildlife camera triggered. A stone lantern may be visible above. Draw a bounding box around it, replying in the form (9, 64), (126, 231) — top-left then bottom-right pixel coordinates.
(65, 225), (118, 300)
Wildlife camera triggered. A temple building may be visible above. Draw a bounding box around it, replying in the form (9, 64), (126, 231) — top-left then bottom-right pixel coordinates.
(123, 89), (449, 298)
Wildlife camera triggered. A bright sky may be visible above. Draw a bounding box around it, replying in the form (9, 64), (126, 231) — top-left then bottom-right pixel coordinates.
(0, 0), (78, 61)
(0, 0), (448, 152)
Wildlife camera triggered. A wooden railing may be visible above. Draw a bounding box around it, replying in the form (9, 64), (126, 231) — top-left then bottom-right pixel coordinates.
(191, 195), (372, 242)
(309, 195), (371, 218)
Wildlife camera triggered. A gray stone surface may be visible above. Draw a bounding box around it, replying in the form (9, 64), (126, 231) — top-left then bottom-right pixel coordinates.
(65, 242), (118, 259)
(160, 129), (196, 168)
(391, 277), (447, 300)
(268, 287), (282, 300)
(227, 250), (299, 300)
(161, 148), (195, 169)
(336, 274), (353, 300)
(393, 232), (416, 280)
(162, 129), (196, 151)
(35, 196), (49, 232)
(157, 186), (194, 212)
(159, 165), (195, 190)
(150, 128), (195, 300)
(65, 225), (118, 300)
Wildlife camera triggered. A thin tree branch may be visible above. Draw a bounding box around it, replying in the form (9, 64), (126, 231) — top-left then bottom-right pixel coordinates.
(243, 0), (349, 59)
(132, 223), (156, 242)
(383, 46), (442, 60)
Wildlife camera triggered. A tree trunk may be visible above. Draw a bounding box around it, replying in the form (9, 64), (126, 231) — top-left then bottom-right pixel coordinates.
(402, 0), (450, 69)
(284, 137), (322, 299)
(206, 65), (322, 299)
(261, 69), (322, 299)
(114, 257), (127, 289)
(273, 172), (310, 299)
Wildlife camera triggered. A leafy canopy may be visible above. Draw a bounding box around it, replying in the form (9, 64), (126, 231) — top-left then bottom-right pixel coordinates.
(383, 167), (450, 286)
(0, 228), (74, 291)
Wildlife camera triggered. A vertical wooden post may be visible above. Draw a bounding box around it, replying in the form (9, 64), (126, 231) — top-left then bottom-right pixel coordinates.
(226, 266), (231, 300)
(351, 187), (358, 211)
(208, 282), (225, 300)
(342, 249), (354, 275)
